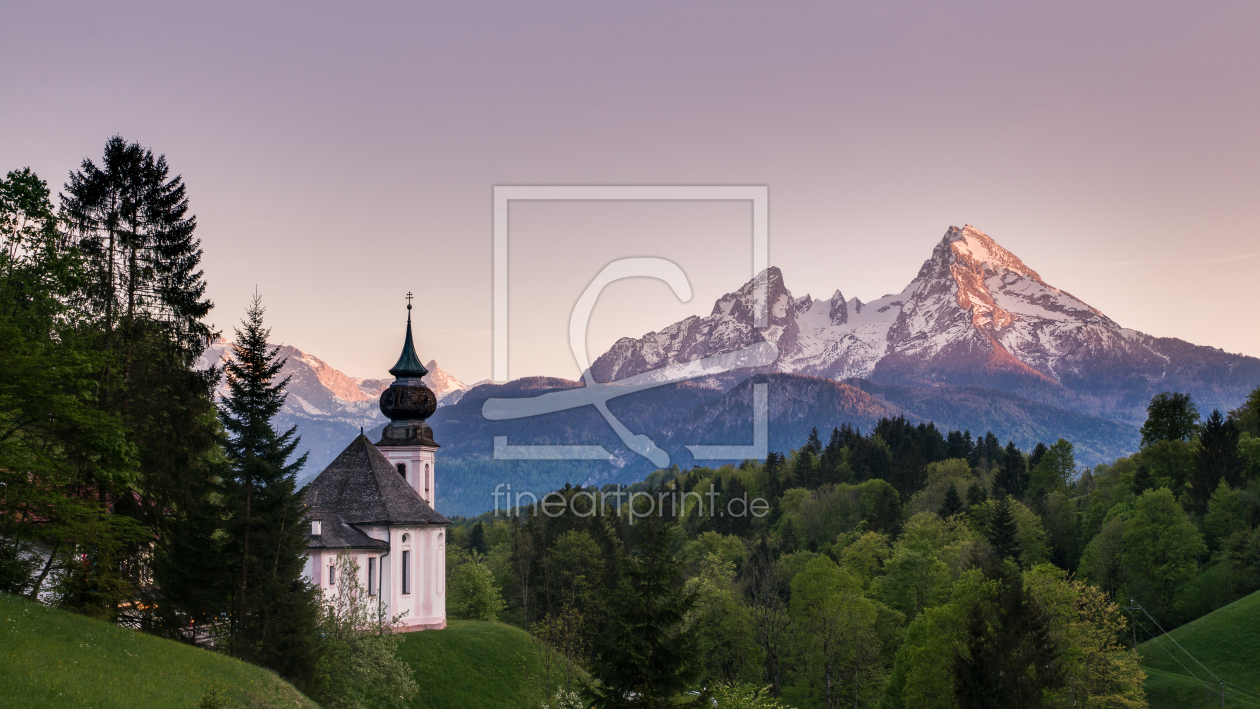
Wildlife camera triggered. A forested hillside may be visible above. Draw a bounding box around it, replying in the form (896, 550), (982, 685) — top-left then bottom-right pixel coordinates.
(445, 386), (1260, 707)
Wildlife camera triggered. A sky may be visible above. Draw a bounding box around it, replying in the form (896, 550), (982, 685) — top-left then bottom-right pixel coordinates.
(3, 1), (1258, 384)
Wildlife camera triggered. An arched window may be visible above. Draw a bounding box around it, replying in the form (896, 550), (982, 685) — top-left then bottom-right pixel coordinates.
(396, 462), (406, 478)
(401, 533), (409, 543)
(425, 463), (430, 491)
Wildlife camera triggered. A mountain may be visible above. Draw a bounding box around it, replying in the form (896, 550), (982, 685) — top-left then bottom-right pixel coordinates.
(591, 225), (1260, 425)
(198, 341), (470, 479)
(196, 225), (1260, 516)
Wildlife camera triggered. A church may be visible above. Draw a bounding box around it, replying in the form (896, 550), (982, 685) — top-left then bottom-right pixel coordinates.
(301, 302), (450, 631)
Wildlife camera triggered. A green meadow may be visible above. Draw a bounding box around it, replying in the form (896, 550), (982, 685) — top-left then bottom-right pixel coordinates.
(0, 593), (316, 709)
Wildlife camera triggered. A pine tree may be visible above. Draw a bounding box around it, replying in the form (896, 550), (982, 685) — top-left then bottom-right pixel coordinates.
(1029, 441), (1049, 469)
(468, 521), (488, 555)
(939, 484), (964, 518)
(584, 511), (698, 708)
(988, 497), (1022, 564)
(59, 138), (221, 627)
(804, 427), (822, 456)
(1187, 410), (1246, 514)
(219, 295), (319, 686)
(965, 481), (988, 508)
(953, 568), (1063, 708)
(991, 441), (1027, 498)
(819, 427), (846, 484)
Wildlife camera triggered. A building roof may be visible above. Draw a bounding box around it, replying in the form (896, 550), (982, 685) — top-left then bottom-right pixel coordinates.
(389, 316), (429, 378)
(302, 434), (450, 526)
(305, 506), (388, 550)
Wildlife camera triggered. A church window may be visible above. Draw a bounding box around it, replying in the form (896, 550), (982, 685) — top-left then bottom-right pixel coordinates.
(425, 464), (430, 492)
(368, 557), (377, 596)
(396, 462), (406, 478)
(401, 533), (409, 543)
(328, 565), (335, 586)
(402, 550), (411, 594)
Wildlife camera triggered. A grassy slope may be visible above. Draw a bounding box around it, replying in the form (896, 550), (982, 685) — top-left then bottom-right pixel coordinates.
(1138, 588), (1260, 708)
(396, 620), (562, 709)
(0, 593), (317, 709)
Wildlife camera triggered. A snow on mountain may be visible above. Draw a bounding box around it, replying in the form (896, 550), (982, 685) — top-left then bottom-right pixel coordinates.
(588, 224), (1260, 424)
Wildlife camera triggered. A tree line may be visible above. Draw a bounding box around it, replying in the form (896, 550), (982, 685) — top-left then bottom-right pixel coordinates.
(446, 387), (1260, 708)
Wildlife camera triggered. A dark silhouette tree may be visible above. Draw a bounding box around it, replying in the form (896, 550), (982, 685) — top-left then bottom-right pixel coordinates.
(1187, 410), (1246, 514)
(804, 427), (822, 456)
(965, 481), (988, 507)
(939, 484), (964, 518)
(584, 510), (697, 708)
(992, 441), (1027, 498)
(953, 567), (1063, 708)
(1140, 392), (1200, 447)
(219, 295), (319, 687)
(987, 497), (1022, 564)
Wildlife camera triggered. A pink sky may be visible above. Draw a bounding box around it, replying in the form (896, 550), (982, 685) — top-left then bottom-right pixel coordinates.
(3, 1), (1258, 383)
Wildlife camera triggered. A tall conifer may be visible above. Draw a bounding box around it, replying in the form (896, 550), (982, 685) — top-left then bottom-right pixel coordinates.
(219, 295), (319, 686)
(584, 508), (698, 707)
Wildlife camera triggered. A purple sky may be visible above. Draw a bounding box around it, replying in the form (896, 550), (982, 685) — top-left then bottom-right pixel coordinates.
(3, 1), (1258, 383)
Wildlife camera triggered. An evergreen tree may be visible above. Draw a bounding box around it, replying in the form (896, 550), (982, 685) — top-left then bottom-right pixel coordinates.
(793, 448), (817, 489)
(804, 427), (822, 456)
(1187, 410), (1246, 514)
(987, 497), (1022, 564)
(468, 521), (488, 556)
(939, 483), (964, 518)
(992, 442), (1027, 498)
(1140, 392), (1200, 447)
(819, 427), (846, 484)
(763, 452), (783, 500)
(1029, 441), (1049, 469)
(59, 138), (221, 626)
(219, 295), (319, 686)
(965, 481), (988, 508)
(953, 568), (1063, 708)
(584, 512), (698, 708)
(945, 429), (972, 460)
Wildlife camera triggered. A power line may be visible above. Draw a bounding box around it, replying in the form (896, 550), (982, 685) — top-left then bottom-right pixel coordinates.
(1132, 601), (1260, 706)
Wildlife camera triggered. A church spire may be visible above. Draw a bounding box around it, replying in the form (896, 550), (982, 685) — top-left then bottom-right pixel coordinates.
(389, 293), (429, 379)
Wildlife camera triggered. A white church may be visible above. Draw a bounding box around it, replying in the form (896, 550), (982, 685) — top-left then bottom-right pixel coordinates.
(302, 303), (449, 631)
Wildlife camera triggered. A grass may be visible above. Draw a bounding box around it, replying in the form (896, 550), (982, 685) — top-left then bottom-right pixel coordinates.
(396, 620), (566, 709)
(1137, 588), (1260, 708)
(0, 592), (318, 709)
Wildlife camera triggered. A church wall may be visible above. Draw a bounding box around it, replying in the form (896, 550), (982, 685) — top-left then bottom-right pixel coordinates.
(378, 446), (438, 507)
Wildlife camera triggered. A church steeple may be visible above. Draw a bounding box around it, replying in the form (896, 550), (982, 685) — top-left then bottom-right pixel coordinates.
(378, 295), (438, 448)
(389, 296), (429, 379)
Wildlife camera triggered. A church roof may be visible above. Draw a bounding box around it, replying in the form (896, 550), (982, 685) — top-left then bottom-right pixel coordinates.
(302, 434), (449, 526)
(389, 317), (429, 378)
(305, 506), (388, 550)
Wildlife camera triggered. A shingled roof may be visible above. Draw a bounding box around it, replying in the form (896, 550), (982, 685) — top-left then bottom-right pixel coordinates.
(306, 506), (388, 550)
(302, 434), (450, 526)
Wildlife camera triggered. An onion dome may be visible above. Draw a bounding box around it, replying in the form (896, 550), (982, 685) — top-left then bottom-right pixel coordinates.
(378, 299), (439, 447)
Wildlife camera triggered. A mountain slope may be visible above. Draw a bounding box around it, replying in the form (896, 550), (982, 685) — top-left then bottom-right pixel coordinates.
(589, 225), (1260, 425)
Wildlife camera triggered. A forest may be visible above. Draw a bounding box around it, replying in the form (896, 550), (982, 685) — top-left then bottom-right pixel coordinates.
(446, 390), (1260, 708)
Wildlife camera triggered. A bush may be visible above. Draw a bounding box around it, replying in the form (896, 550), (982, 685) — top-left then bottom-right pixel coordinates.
(448, 548), (507, 621)
(313, 555), (419, 709)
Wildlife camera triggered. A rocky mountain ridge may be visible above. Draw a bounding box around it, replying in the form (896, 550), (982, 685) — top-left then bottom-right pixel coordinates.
(591, 225), (1260, 424)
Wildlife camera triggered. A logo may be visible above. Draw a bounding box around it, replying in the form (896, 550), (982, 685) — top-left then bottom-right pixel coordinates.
(484, 186), (774, 468)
